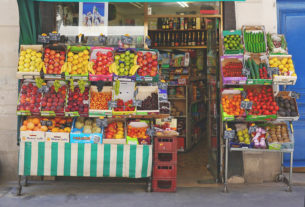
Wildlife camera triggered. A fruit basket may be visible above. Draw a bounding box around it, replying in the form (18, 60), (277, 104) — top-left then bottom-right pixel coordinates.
(19, 117), (46, 142)
(136, 49), (159, 82)
(89, 85), (112, 117)
(113, 48), (137, 81)
(112, 81), (136, 115)
(269, 55), (297, 85)
(65, 45), (90, 80)
(244, 85), (278, 121)
(127, 121), (151, 145)
(221, 88), (246, 121)
(17, 45), (44, 79)
(89, 46), (114, 81)
(70, 117), (103, 144)
(242, 25), (267, 55)
(275, 91), (299, 121)
(267, 33), (288, 55)
(103, 119), (126, 144)
(135, 86), (159, 115)
(40, 80), (67, 116)
(17, 80), (42, 116)
(65, 81), (90, 117)
(42, 44), (66, 79)
(266, 122), (294, 150)
(244, 54), (272, 85)
(221, 55), (246, 85)
(222, 30), (244, 55)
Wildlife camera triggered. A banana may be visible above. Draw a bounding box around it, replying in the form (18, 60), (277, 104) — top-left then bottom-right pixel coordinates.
(67, 62), (72, 73)
(61, 62), (67, 73)
(42, 63), (46, 73)
(88, 62), (95, 75)
(130, 65), (140, 75)
(110, 63), (118, 75)
(133, 55), (138, 65)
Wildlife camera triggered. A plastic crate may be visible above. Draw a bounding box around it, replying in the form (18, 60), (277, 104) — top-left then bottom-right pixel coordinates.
(152, 178), (176, 192)
(154, 137), (177, 153)
(153, 163), (177, 178)
(177, 137), (185, 152)
(154, 152), (177, 164)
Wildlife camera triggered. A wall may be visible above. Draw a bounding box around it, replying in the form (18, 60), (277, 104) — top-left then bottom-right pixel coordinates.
(0, 0), (19, 183)
(235, 0), (277, 33)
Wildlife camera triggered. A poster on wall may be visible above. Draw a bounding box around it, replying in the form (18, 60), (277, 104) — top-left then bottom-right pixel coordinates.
(79, 2), (108, 27)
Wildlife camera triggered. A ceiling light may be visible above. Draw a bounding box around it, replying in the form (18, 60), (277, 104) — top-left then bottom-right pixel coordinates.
(182, 2), (189, 7)
(177, 2), (186, 8)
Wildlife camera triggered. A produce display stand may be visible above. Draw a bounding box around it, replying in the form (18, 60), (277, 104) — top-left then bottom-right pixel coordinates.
(221, 26), (298, 193)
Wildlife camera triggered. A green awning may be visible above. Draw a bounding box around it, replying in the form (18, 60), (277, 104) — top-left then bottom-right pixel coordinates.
(35, 0), (244, 2)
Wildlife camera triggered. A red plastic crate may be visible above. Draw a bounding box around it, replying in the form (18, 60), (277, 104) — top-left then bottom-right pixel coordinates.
(154, 137), (177, 153)
(152, 178), (176, 192)
(153, 163), (177, 178)
(154, 152), (177, 164)
(177, 137), (185, 152)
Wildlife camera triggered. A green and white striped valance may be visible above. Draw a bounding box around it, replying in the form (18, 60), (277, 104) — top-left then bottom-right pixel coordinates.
(19, 142), (152, 178)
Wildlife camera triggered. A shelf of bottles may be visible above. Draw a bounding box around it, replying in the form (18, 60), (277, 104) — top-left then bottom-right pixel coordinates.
(149, 17), (207, 48)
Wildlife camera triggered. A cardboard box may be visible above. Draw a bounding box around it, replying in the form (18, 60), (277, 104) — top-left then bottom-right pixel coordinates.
(20, 131), (45, 142)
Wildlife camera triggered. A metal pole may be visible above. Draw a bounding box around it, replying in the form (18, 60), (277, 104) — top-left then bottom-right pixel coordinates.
(287, 151), (293, 192)
(224, 138), (229, 193)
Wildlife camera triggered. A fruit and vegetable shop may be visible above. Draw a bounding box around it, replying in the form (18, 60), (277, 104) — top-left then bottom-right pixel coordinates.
(16, 0), (298, 194)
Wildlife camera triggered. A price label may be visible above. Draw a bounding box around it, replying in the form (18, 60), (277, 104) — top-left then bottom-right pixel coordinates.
(242, 68), (250, 77)
(224, 130), (235, 140)
(145, 36), (152, 47)
(248, 126), (257, 134)
(49, 33), (61, 41)
(37, 35), (50, 44)
(98, 35), (107, 45)
(291, 91), (300, 99)
(108, 101), (117, 108)
(133, 100), (143, 107)
(46, 121), (53, 127)
(96, 119), (108, 128)
(146, 128), (156, 137)
(40, 120), (47, 126)
(267, 67), (280, 77)
(241, 101), (253, 109)
(241, 91), (247, 99)
(121, 35), (133, 45)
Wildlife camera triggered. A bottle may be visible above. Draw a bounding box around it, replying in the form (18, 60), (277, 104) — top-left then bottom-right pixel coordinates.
(188, 32), (192, 46)
(157, 18), (162, 30)
(162, 18), (165, 30)
(192, 18), (196, 30)
(201, 18), (205, 29)
(201, 32), (205, 46)
(173, 18), (177, 30)
(196, 32), (200, 46)
(180, 17), (184, 30)
(171, 32), (175, 47)
(175, 32), (179, 46)
(155, 32), (159, 47)
(166, 18), (169, 30)
(169, 18), (173, 30)
(191, 32), (195, 46)
(167, 32), (171, 46)
(177, 18), (180, 31)
(184, 18), (188, 30)
(196, 18), (201, 30)
(184, 32), (187, 46)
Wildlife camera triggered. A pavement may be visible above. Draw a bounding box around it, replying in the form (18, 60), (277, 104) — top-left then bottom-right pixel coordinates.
(0, 180), (304, 207)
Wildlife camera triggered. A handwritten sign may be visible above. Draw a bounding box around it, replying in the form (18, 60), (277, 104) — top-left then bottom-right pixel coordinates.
(242, 68), (250, 77)
(49, 33), (61, 42)
(108, 101), (117, 108)
(240, 101), (253, 109)
(98, 35), (107, 45)
(291, 91), (300, 99)
(96, 119), (108, 128)
(241, 91), (247, 99)
(145, 36), (152, 47)
(224, 130), (235, 139)
(267, 67), (279, 77)
(146, 128), (156, 137)
(133, 100), (143, 107)
(248, 125), (257, 134)
(37, 35), (50, 44)
(121, 35), (133, 45)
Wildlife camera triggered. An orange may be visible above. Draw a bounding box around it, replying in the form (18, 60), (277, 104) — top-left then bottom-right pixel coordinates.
(41, 126), (48, 132)
(26, 122), (35, 130)
(33, 126), (40, 131)
(20, 126), (27, 131)
(23, 120), (28, 126)
(32, 118), (40, 125)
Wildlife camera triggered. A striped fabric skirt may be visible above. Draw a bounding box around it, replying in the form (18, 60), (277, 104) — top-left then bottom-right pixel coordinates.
(18, 142), (153, 178)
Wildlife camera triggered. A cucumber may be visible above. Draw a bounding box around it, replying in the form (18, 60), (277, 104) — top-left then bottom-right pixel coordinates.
(253, 59), (260, 79)
(249, 59), (255, 79)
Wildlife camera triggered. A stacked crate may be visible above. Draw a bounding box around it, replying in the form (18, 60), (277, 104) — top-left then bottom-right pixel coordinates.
(152, 136), (177, 192)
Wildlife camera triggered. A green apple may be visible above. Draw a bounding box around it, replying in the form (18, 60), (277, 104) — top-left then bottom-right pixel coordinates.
(120, 54), (125, 59)
(130, 53), (135, 58)
(125, 51), (130, 56)
(115, 55), (120, 60)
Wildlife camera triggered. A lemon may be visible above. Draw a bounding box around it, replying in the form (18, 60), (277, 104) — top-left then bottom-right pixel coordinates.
(25, 54), (31, 58)
(73, 55), (79, 60)
(36, 53), (42, 58)
(19, 60), (24, 66)
(31, 56), (36, 61)
(72, 65), (77, 71)
(20, 51), (26, 56)
(78, 57), (83, 63)
(269, 60), (274, 65)
(272, 57), (277, 62)
(78, 52), (84, 57)
(289, 63), (294, 69)
(279, 65), (284, 69)
(77, 63), (83, 68)
(24, 63), (30, 68)
(29, 66), (35, 71)
(26, 49), (32, 54)
(68, 57), (73, 62)
(83, 50), (89, 55)
(35, 58), (41, 62)
(288, 59), (293, 64)
(273, 63), (278, 67)
(68, 52), (74, 57)
(31, 51), (36, 56)
(18, 65), (24, 71)
(19, 56), (25, 60)
(72, 60), (78, 65)
(30, 61), (36, 66)
(24, 68), (30, 72)
(24, 58), (30, 63)
(292, 73), (297, 76)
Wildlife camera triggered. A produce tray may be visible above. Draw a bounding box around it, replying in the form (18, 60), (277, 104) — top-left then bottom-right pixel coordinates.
(65, 45), (90, 80)
(221, 55), (246, 85)
(269, 55), (297, 85)
(45, 132), (69, 142)
(221, 88), (246, 121)
(222, 30), (244, 55)
(246, 79), (272, 85)
(136, 86), (160, 114)
(112, 81), (136, 115)
(275, 91), (300, 121)
(113, 48), (137, 79)
(267, 33), (288, 55)
(103, 119), (126, 144)
(42, 44), (67, 78)
(246, 114), (277, 121)
(20, 131), (45, 142)
(113, 74), (136, 82)
(267, 122), (294, 150)
(89, 86), (112, 117)
(242, 25), (267, 55)
(70, 118), (103, 144)
(89, 46), (114, 82)
(230, 141), (254, 149)
(136, 49), (159, 82)
(17, 45), (44, 79)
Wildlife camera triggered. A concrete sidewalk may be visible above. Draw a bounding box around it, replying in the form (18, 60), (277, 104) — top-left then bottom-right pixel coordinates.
(0, 181), (304, 207)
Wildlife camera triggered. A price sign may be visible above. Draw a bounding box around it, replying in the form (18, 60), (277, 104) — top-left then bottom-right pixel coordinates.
(97, 81), (104, 92)
(145, 36), (152, 47)
(133, 100), (143, 107)
(121, 35), (133, 45)
(98, 35), (107, 45)
(241, 101), (253, 109)
(108, 101), (117, 108)
(46, 121), (53, 127)
(37, 35), (50, 44)
(49, 33), (61, 41)
(224, 130), (235, 139)
(38, 85), (49, 93)
(158, 82), (168, 90)
(40, 120), (47, 126)
(267, 67), (280, 77)
(242, 68), (251, 77)
(40, 70), (45, 79)
(248, 125), (257, 134)
(291, 91), (300, 99)
(241, 91), (247, 99)
(96, 119), (108, 128)
(146, 128), (156, 137)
